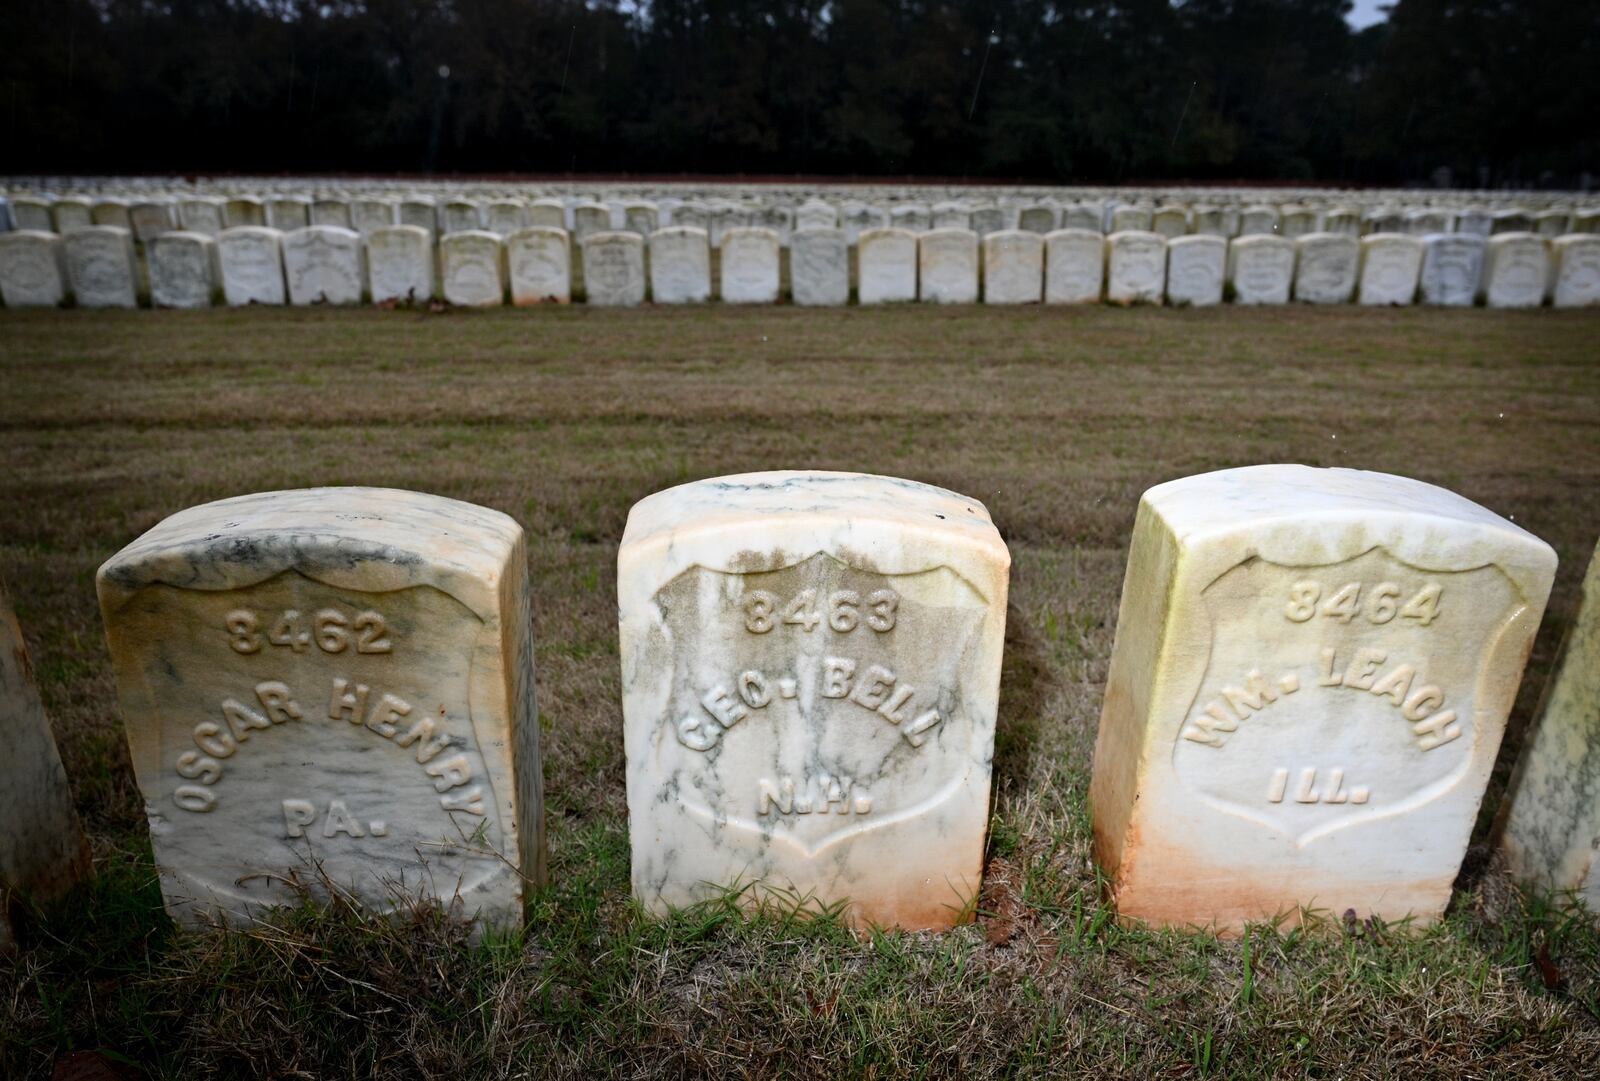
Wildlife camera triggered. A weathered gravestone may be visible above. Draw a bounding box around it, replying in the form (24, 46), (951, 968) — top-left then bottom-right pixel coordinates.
(64, 226), (139, 309)
(129, 201), (177, 243)
(350, 200), (397, 237)
(983, 230), (1044, 305)
(97, 488), (544, 927)
(1357, 234), (1424, 306)
(649, 227), (710, 305)
(528, 199), (567, 231)
(1321, 209), (1360, 237)
(91, 199), (132, 230)
(0, 232), (67, 308)
(484, 201), (528, 239)
(439, 231), (505, 307)
(1534, 210), (1572, 238)
(1227, 235), (1294, 306)
(1484, 234), (1549, 309)
(1574, 209), (1600, 235)
(1404, 209), (1451, 236)
(267, 198), (311, 232)
(10, 198), (53, 232)
(1551, 235), (1600, 309)
(1106, 231), (1167, 305)
(719, 227), (780, 304)
(1238, 205), (1279, 237)
(1455, 209), (1493, 238)
(931, 202), (971, 231)
(1061, 203), (1105, 233)
(619, 471), (1010, 929)
(366, 225), (435, 304)
(795, 201), (838, 233)
(1090, 464), (1556, 931)
(1165, 235), (1225, 307)
(225, 198), (267, 229)
(581, 232), (646, 307)
(442, 200), (484, 235)
(398, 198), (439, 238)
(283, 226), (365, 306)
(311, 200), (352, 229)
(217, 227), (287, 306)
(918, 229), (978, 305)
(969, 206), (1006, 238)
(890, 205), (932, 234)
(574, 203), (612, 245)
(857, 228), (918, 304)
(1491, 209), (1534, 235)
(624, 201), (661, 237)
(708, 204), (750, 249)
(1, 591), (91, 947)
(1498, 537), (1600, 917)
(1151, 206), (1189, 238)
(1293, 233), (1359, 304)
(1279, 207), (1318, 240)
(148, 232), (218, 309)
(1418, 235), (1486, 307)
(1111, 205), (1153, 234)
(1017, 204), (1060, 235)
(790, 228), (850, 307)
(507, 227), (571, 305)
(1044, 229), (1104, 304)
(672, 203), (710, 235)
(177, 198), (226, 237)
(53, 198), (93, 233)
(1363, 208), (1404, 236)
(1191, 205), (1225, 237)
(842, 204), (889, 246)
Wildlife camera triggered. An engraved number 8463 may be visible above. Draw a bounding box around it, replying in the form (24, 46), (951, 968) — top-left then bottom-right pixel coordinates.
(744, 589), (899, 634)
(1284, 581), (1440, 626)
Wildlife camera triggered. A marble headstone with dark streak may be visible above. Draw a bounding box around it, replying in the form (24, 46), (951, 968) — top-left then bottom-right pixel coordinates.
(96, 488), (544, 929)
(1499, 537), (1600, 917)
(1, 590), (91, 947)
(619, 471), (1011, 930)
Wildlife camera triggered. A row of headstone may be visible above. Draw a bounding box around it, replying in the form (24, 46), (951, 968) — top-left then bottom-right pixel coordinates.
(5, 225), (1599, 310)
(8, 189), (1600, 245)
(4, 468), (1591, 935)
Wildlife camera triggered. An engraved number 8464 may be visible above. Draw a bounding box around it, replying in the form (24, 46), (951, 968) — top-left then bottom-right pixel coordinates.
(744, 589), (899, 634)
(1284, 581), (1440, 626)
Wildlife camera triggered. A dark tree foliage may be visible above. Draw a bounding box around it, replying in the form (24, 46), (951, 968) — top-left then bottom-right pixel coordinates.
(0, 0), (1593, 183)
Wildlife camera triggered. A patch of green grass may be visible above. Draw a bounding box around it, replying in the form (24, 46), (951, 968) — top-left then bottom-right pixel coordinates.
(1, 304), (1598, 1078)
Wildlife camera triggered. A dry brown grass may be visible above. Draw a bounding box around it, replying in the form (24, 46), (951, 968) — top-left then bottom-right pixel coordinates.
(1, 303), (1597, 1079)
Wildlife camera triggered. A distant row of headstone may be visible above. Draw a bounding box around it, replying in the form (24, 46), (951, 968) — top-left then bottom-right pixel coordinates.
(4, 469), (1597, 939)
(3, 224), (1598, 310)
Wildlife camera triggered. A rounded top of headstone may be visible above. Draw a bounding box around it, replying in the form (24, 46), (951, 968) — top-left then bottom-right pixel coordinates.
(1141, 465), (1555, 583)
(97, 487), (524, 620)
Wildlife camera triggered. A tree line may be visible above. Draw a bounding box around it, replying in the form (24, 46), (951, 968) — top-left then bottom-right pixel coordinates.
(2, 0), (1594, 186)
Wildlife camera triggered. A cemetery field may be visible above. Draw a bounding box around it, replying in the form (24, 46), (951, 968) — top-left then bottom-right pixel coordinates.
(4, 303), (1600, 1078)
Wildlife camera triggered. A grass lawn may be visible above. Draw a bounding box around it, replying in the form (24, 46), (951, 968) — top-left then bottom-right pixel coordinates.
(1, 302), (1598, 1078)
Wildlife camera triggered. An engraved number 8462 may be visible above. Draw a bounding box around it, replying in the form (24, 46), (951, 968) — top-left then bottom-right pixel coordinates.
(744, 589), (899, 634)
(1284, 581), (1440, 626)
(227, 608), (392, 655)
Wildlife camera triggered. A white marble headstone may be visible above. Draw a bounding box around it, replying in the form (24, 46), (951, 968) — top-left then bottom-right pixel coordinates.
(1106, 231), (1167, 304)
(507, 227), (571, 305)
(64, 226), (139, 309)
(931, 202), (971, 231)
(983, 230), (1044, 305)
(1151, 206), (1189, 238)
(719, 227), (780, 304)
(0, 231), (67, 308)
(619, 471), (1010, 929)
(53, 199), (93, 233)
(0, 592), (91, 947)
(1165, 235), (1225, 307)
(1293, 233), (1358, 304)
(1417, 235), (1485, 307)
(97, 487), (544, 928)
(1551, 235), (1600, 309)
(649, 227), (710, 305)
(1499, 537), (1600, 917)
(398, 198), (438, 237)
(10, 198), (53, 232)
(1484, 234), (1549, 309)
(1357, 234), (1424, 306)
(225, 198), (267, 229)
(484, 201), (528, 239)
(581, 232), (646, 307)
(1017, 205), (1059, 235)
(177, 198), (227, 237)
(1044, 229), (1104, 304)
(217, 227), (287, 307)
(311, 200), (352, 229)
(267, 198), (311, 232)
(366, 225), (435, 304)
(1091, 464), (1555, 932)
(1227, 236), (1294, 305)
(440, 231), (505, 307)
(857, 228), (917, 304)
(148, 232), (218, 309)
(350, 200), (398, 237)
(443, 200), (484, 235)
(790, 228), (849, 307)
(283, 226), (365, 306)
(918, 229), (978, 305)
(795, 202), (838, 232)
(528, 199), (567, 230)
